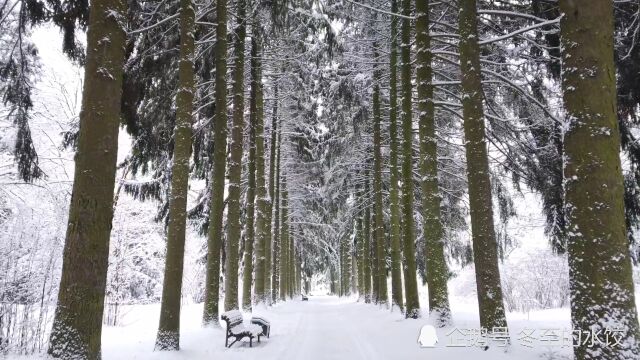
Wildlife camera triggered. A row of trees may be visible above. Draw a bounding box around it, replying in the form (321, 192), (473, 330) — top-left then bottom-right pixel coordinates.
(324, 1), (640, 360)
(41, 0), (310, 357)
(3, 0), (640, 359)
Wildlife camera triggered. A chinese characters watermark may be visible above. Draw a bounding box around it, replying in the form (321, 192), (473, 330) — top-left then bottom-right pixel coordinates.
(418, 326), (627, 348)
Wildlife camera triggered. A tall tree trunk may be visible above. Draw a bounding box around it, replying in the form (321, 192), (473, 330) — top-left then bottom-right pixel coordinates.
(47, 0), (127, 357)
(372, 61), (388, 306)
(458, 0), (507, 330)
(253, 36), (269, 304)
(399, 0), (420, 319)
(388, 0), (404, 314)
(339, 236), (345, 296)
(241, 35), (256, 310)
(330, 264), (337, 294)
(351, 242), (357, 294)
(155, 0), (195, 349)
(415, 0), (450, 326)
(272, 126), (281, 302)
(203, 0), (228, 325)
(297, 252), (303, 294)
(279, 174), (289, 301)
(266, 84), (279, 304)
(559, 1), (640, 358)
(356, 190), (365, 299)
(341, 234), (351, 295)
(363, 175), (372, 303)
(289, 229), (295, 297)
(370, 202), (379, 302)
(224, 0), (247, 311)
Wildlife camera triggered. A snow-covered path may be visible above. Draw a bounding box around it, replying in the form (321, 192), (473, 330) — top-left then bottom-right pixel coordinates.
(265, 297), (381, 360)
(94, 295), (573, 360)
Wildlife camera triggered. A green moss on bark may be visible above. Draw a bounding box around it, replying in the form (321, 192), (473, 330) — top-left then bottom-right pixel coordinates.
(560, 1), (640, 358)
(155, 0), (195, 349)
(202, 0), (228, 325)
(48, 0), (128, 357)
(458, 0), (508, 331)
(415, 0), (450, 326)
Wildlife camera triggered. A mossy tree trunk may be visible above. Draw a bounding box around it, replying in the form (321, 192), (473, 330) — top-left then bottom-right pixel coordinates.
(253, 40), (269, 304)
(203, 0), (228, 325)
(363, 175), (372, 303)
(224, 0), (247, 311)
(279, 174), (289, 301)
(340, 233), (351, 296)
(351, 242), (357, 294)
(370, 203), (379, 302)
(241, 32), (256, 311)
(272, 125), (281, 302)
(372, 60), (388, 306)
(297, 253), (303, 294)
(399, 0), (420, 319)
(338, 255), (342, 296)
(559, 1), (640, 358)
(415, 0), (450, 326)
(47, 0), (128, 357)
(266, 84), (278, 304)
(289, 228), (295, 297)
(388, 0), (404, 313)
(155, 0), (195, 349)
(458, 0), (508, 331)
(356, 196), (365, 298)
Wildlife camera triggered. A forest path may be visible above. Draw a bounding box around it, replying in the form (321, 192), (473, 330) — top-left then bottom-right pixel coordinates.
(96, 295), (571, 360)
(269, 296), (382, 360)
(99, 295), (420, 359)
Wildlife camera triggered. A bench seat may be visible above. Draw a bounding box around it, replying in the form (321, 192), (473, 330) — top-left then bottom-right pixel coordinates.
(229, 323), (263, 337)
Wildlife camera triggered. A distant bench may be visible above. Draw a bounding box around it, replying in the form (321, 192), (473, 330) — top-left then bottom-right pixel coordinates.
(221, 310), (263, 348)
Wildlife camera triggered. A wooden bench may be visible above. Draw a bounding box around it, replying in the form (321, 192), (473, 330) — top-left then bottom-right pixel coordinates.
(221, 310), (263, 348)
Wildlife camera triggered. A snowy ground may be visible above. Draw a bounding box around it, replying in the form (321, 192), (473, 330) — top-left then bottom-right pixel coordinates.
(100, 295), (575, 360)
(3, 294), (574, 360)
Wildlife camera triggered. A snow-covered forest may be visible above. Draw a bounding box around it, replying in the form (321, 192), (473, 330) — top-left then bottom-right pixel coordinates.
(2, 0), (640, 359)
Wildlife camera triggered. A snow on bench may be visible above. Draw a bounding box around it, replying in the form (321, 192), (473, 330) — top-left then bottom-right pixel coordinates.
(221, 310), (263, 348)
(250, 316), (271, 338)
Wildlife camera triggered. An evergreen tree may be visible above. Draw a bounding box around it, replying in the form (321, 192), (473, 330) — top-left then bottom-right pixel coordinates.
(242, 46), (257, 310)
(279, 173), (289, 300)
(253, 34), (270, 304)
(289, 226), (295, 297)
(272, 124), (282, 302)
(372, 42), (388, 307)
(560, 1), (640, 358)
(203, 0), (228, 325)
(387, 0), (404, 314)
(363, 173), (372, 304)
(47, 0), (128, 357)
(155, 0), (195, 349)
(356, 192), (365, 298)
(415, 0), (450, 325)
(265, 82), (279, 303)
(458, 0), (508, 331)
(399, 0), (420, 319)
(224, 0), (248, 311)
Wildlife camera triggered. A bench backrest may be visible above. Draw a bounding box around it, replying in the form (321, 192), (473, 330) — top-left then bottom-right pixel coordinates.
(221, 310), (244, 329)
(251, 316), (270, 325)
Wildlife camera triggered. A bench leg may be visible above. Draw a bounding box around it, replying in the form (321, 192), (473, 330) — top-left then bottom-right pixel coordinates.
(227, 336), (240, 348)
(250, 337), (253, 348)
